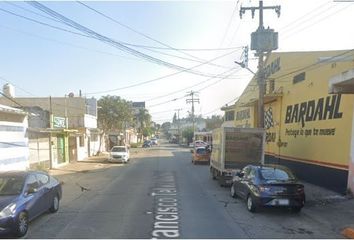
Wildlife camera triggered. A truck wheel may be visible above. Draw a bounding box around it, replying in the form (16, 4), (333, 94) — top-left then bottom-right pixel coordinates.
(212, 170), (217, 180)
(210, 168), (215, 180)
(218, 177), (225, 187)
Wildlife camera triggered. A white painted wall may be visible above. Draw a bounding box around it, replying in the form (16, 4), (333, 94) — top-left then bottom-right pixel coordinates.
(0, 117), (29, 171)
(348, 106), (354, 195)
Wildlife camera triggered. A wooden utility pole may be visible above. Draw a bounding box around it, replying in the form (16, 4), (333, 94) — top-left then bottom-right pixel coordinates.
(186, 91), (199, 134)
(175, 108), (182, 143)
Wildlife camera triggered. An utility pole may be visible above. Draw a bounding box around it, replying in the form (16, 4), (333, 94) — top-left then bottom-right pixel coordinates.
(175, 108), (182, 144)
(186, 91), (200, 134)
(240, 1), (280, 128)
(49, 96), (53, 169)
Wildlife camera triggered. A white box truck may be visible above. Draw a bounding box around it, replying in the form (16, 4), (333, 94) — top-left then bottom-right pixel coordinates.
(210, 127), (265, 186)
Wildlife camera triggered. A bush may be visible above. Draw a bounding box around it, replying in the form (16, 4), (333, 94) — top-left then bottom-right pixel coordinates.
(130, 143), (140, 148)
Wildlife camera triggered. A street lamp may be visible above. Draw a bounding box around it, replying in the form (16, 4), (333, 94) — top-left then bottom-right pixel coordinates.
(234, 60), (256, 75)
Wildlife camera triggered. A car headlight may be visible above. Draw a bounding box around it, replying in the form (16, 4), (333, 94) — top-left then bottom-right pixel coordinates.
(0, 203), (17, 219)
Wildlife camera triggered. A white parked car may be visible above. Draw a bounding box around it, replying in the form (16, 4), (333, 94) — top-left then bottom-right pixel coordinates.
(109, 146), (130, 163)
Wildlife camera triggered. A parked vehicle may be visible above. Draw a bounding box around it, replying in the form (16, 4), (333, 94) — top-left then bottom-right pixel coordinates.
(210, 127), (265, 187)
(0, 171), (62, 237)
(151, 138), (158, 145)
(230, 164), (305, 213)
(143, 140), (152, 148)
(109, 145), (130, 163)
(194, 140), (208, 148)
(192, 146), (211, 165)
(194, 131), (212, 146)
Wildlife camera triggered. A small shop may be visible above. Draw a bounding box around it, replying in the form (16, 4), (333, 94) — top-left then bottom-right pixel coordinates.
(230, 49), (354, 193)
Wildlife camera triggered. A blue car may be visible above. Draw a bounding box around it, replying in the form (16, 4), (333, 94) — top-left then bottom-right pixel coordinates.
(0, 171), (62, 237)
(142, 140), (152, 148)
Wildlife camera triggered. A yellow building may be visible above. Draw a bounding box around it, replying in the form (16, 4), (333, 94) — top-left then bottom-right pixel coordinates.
(227, 49), (354, 194)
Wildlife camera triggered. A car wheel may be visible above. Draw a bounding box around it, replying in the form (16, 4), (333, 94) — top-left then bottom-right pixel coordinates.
(211, 169), (216, 180)
(247, 194), (256, 212)
(230, 183), (237, 198)
(49, 194), (60, 213)
(291, 206), (302, 213)
(15, 211), (28, 237)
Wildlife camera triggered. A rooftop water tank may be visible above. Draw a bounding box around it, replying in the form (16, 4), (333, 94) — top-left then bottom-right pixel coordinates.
(3, 83), (15, 98)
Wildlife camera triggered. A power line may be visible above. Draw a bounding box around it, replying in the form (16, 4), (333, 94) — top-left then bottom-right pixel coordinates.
(0, 7), (90, 38)
(138, 43), (235, 70)
(218, 3), (238, 48)
(84, 49), (240, 95)
(0, 23), (144, 61)
(146, 67), (240, 108)
(77, 1), (241, 65)
(2, 2), (238, 79)
(279, 1), (332, 33)
(145, 67), (239, 102)
(202, 96), (240, 116)
(27, 2), (238, 80)
(281, 4), (351, 39)
(0, 76), (36, 97)
(2, 3), (243, 53)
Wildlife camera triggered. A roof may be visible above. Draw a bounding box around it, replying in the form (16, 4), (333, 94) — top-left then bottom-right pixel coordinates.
(0, 104), (26, 115)
(0, 170), (48, 177)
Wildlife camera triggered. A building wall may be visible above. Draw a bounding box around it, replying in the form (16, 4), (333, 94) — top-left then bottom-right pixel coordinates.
(349, 107), (354, 194)
(77, 135), (87, 161)
(29, 136), (50, 169)
(0, 111), (29, 171)
(231, 50), (354, 193)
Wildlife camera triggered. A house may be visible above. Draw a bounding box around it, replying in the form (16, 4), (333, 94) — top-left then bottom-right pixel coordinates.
(0, 104), (29, 171)
(0, 90), (101, 168)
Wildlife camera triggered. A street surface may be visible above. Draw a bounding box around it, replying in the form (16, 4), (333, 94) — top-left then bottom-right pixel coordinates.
(25, 142), (344, 239)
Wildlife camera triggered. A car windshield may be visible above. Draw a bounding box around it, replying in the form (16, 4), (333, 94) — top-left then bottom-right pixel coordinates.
(111, 147), (126, 152)
(260, 167), (296, 182)
(196, 148), (207, 154)
(0, 175), (25, 195)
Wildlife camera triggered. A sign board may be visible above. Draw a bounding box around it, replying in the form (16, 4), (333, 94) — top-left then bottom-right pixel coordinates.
(53, 116), (66, 128)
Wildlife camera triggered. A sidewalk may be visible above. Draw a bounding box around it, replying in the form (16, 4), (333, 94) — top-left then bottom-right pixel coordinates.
(48, 148), (143, 176)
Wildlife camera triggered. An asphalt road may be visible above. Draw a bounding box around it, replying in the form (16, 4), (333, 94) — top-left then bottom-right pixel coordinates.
(25, 143), (343, 239)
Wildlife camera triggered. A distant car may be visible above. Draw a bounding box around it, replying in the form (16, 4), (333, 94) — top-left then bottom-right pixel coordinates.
(192, 147), (210, 164)
(194, 140), (208, 148)
(109, 146), (130, 163)
(151, 138), (158, 145)
(0, 171), (62, 237)
(143, 140), (152, 148)
(230, 164), (305, 213)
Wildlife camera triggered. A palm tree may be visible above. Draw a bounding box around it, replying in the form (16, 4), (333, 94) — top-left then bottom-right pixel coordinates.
(136, 109), (151, 141)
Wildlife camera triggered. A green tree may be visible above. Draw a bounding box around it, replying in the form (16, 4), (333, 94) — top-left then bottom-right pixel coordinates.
(161, 122), (171, 137)
(97, 95), (134, 149)
(182, 127), (194, 144)
(135, 108), (152, 141)
(205, 115), (223, 130)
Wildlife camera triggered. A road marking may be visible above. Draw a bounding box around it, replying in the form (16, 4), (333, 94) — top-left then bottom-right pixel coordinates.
(151, 172), (180, 239)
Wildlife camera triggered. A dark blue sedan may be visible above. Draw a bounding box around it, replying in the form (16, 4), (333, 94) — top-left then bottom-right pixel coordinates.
(0, 171), (62, 237)
(230, 164), (305, 213)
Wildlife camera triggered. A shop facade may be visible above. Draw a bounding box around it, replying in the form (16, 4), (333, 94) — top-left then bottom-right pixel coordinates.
(228, 50), (354, 194)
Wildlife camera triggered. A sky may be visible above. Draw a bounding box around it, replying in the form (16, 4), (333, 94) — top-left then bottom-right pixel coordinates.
(0, 0), (353, 124)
